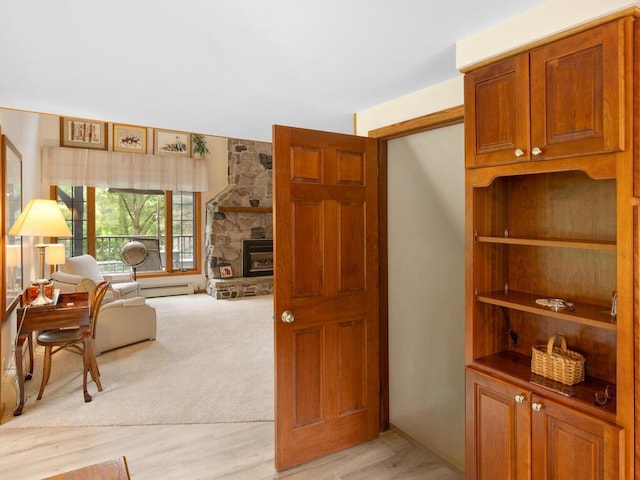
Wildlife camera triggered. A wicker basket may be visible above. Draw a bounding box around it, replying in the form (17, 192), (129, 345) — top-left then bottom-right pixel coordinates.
(531, 335), (585, 385)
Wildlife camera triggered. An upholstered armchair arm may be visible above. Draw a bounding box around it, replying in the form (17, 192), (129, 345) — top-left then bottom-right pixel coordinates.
(94, 297), (157, 355)
(102, 273), (134, 284)
(50, 271), (96, 294)
(102, 273), (140, 299)
(57, 255), (140, 300)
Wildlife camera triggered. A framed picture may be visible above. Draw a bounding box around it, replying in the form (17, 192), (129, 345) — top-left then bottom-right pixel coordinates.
(220, 265), (233, 278)
(2, 133), (23, 319)
(154, 129), (191, 157)
(60, 116), (107, 150)
(113, 124), (147, 154)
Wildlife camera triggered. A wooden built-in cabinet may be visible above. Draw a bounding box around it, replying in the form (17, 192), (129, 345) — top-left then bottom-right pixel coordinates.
(464, 12), (637, 480)
(465, 20), (625, 169)
(467, 369), (623, 480)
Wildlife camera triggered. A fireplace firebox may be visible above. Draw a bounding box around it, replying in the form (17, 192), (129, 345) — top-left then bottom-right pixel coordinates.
(242, 239), (273, 277)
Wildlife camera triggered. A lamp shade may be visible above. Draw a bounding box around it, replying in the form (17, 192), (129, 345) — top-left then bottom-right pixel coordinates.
(45, 243), (66, 266)
(9, 199), (72, 239)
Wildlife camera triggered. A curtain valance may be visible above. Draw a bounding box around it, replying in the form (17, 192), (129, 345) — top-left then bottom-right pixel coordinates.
(41, 147), (209, 192)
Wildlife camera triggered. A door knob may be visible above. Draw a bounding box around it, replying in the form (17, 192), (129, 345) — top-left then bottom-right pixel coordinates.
(531, 146), (542, 156)
(532, 402), (543, 412)
(281, 310), (295, 323)
(514, 394), (525, 404)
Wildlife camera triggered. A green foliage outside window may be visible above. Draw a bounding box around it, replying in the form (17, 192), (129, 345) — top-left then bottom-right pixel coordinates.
(95, 188), (164, 237)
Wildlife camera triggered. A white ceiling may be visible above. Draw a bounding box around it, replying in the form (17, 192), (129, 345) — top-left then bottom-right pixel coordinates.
(0, 0), (547, 142)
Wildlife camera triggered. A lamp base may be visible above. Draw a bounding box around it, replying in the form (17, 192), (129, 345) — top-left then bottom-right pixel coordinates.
(31, 279), (53, 306)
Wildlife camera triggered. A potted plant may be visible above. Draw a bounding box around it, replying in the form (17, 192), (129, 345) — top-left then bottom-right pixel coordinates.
(192, 134), (210, 158)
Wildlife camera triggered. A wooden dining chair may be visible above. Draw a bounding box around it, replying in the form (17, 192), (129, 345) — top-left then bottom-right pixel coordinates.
(36, 281), (110, 400)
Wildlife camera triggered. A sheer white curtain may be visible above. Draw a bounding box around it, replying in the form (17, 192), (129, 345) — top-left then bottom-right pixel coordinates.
(41, 147), (209, 191)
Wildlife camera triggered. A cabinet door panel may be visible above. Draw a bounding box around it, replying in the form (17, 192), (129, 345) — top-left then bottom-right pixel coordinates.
(531, 395), (623, 480)
(466, 369), (530, 480)
(530, 21), (624, 160)
(464, 53), (530, 168)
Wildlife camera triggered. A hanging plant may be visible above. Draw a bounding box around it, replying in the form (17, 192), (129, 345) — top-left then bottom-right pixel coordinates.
(192, 134), (210, 158)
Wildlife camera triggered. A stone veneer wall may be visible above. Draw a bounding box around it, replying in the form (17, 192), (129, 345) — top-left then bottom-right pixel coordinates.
(205, 139), (273, 298)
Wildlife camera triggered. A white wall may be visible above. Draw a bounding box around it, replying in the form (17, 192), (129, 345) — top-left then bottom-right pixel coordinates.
(456, 0), (639, 70)
(356, 76), (463, 136)
(388, 125), (465, 470)
(0, 109), (43, 279)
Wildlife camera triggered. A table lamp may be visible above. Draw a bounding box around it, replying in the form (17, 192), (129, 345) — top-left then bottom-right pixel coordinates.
(9, 199), (72, 306)
(45, 243), (66, 272)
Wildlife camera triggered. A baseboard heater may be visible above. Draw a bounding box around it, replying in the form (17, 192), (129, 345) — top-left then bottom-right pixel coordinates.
(140, 282), (194, 298)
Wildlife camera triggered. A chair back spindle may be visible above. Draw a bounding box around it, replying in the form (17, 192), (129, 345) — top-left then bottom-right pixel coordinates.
(90, 281), (110, 340)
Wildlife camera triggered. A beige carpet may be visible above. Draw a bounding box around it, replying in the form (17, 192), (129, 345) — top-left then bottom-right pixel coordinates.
(0, 294), (274, 428)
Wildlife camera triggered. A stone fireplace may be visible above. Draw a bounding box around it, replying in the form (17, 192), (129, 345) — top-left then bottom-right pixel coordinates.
(242, 239), (273, 277)
(205, 138), (273, 299)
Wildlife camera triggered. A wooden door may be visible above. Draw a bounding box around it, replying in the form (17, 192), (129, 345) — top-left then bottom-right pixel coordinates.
(530, 394), (623, 480)
(529, 19), (624, 161)
(466, 369), (530, 480)
(464, 53), (530, 168)
(273, 125), (380, 470)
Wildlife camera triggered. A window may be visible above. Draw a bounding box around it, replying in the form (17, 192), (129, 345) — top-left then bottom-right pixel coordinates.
(53, 186), (200, 276)
(172, 191), (195, 271)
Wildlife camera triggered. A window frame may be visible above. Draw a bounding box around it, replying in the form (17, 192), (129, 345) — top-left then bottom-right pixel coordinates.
(50, 185), (201, 278)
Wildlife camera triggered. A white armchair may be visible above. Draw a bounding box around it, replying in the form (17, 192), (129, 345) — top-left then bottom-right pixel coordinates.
(49, 255), (157, 356)
(58, 254), (140, 300)
(94, 296), (157, 355)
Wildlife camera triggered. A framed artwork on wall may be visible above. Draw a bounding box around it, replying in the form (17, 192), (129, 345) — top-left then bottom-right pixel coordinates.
(60, 116), (107, 150)
(1, 134), (23, 319)
(154, 129), (191, 157)
(113, 124), (147, 154)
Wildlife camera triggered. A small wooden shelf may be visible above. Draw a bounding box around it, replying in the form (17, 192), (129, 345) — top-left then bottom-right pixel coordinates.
(473, 351), (616, 418)
(216, 206), (272, 213)
(476, 290), (616, 331)
(476, 235), (616, 251)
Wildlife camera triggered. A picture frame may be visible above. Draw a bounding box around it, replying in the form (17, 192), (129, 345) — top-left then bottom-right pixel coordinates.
(154, 129), (191, 157)
(220, 265), (233, 278)
(60, 116), (107, 150)
(2, 133), (23, 319)
(113, 124), (147, 154)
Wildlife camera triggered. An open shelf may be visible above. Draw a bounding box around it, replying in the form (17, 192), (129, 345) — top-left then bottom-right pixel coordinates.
(476, 235), (616, 251)
(474, 351), (616, 418)
(476, 290), (616, 330)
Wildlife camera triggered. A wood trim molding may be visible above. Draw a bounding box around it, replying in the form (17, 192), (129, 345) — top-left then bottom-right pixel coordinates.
(368, 105), (464, 140)
(377, 139), (389, 431)
(372, 104), (464, 431)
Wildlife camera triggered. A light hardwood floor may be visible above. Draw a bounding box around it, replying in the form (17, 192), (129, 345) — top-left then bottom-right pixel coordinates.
(0, 422), (462, 479)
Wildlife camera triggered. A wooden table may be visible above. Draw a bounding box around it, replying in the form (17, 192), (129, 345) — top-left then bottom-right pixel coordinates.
(41, 456), (130, 479)
(14, 291), (92, 416)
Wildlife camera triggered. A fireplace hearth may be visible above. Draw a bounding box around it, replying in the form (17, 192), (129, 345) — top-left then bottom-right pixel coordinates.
(242, 239), (273, 277)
